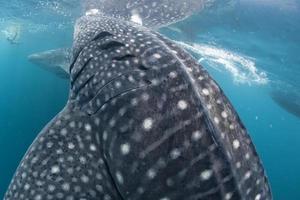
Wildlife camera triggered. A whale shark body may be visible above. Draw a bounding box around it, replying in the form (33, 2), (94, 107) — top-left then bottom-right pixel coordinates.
(5, 2), (272, 200)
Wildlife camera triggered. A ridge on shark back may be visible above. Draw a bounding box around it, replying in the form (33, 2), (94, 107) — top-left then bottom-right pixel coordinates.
(5, 1), (272, 200)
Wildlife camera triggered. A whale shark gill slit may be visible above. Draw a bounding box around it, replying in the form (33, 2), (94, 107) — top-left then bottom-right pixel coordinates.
(70, 35), (154, 112)
(69, 31), (114, 73)
(69, 50), (82, 74)
(84, 70), (150, 105)
(86, 84), (150, 116)
(71, 57), (93, 88)
(92, 31), (114, 42)
(103, 154), (126, 200)
(113, 54), (136, 61)
(73, 74), (95, 98)
(99, 40), (125, 50)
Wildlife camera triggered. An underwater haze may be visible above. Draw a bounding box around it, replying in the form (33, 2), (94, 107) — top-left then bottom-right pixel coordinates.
(0, 0), (300, 199)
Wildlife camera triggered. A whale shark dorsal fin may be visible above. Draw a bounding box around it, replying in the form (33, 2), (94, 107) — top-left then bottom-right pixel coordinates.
(28, 48), (72, 79)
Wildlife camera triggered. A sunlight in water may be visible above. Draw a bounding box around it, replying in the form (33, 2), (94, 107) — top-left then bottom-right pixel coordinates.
(176, 40), (269, 85)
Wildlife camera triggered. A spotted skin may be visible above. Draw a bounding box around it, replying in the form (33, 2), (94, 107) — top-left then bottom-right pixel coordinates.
(4, 15), (272, 200)
(25, 0), (208, 81)
(83, 0), (206, 28)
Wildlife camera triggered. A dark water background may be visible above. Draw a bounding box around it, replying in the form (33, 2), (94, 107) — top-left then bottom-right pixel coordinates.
(0, 0), (300, 199)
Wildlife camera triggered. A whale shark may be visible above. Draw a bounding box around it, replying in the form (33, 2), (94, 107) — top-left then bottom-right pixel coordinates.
(4, 2), (272, 200)
(28, 48), (72, 79)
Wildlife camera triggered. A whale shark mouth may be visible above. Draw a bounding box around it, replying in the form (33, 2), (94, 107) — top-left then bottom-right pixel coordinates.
(175, 41), (269, 85)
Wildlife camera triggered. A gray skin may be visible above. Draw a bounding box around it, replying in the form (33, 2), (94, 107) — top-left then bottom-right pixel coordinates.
(270, 82), (300, 119)
(28, 48), (72, 79)
(83, 0), (206, 28)
(4, 14), (272, 200)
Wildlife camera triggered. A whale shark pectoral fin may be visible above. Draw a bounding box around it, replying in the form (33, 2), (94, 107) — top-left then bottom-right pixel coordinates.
(270, 82), (300, 119)
(50, 65), (70, 79)
(28, 48), (72, 79)
(4, 105), (122, 199)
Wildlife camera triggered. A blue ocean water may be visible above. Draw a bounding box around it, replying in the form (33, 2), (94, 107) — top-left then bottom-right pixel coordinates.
(0, 0), (299, 199)
(0, 20), (73, 197)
